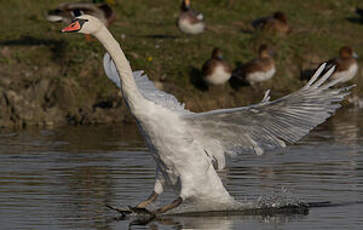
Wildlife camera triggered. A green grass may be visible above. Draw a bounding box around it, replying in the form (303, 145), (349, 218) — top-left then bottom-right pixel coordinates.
(0, 0), (362, 122)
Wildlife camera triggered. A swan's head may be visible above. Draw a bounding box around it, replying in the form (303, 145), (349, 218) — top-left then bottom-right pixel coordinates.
(61, 15), (103, 35)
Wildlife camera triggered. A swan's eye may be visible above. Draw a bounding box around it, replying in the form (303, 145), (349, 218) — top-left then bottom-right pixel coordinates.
(77, 19), (89, 27)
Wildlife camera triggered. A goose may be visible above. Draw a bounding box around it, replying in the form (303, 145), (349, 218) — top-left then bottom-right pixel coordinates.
(326, 46), (358, 83)
(252, 11), (290, 35)
(46, 1), (115, 26)
(177, 0), (205, 35)
(232, 44), (276, 86)
(202, 48), (232, 85)
(62, 15), (353, 214)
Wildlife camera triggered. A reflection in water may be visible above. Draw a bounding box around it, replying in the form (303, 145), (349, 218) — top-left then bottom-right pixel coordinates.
(329, 109), (361, 146)
(132, 213), (308, 230)
(59, 166), (113, 229)
(0, 109), (363, 229)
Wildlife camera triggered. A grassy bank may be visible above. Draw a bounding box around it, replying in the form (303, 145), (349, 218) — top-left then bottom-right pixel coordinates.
(0, 0), (362, 128)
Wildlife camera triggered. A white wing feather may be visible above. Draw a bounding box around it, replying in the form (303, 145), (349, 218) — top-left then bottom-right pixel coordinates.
(184, 63), (354, 156)
(104, 53), (353, 159)
(103, 53), (192, 114)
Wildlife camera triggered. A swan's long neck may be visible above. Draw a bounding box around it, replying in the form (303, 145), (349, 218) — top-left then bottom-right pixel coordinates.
(93, 26), (144, 110)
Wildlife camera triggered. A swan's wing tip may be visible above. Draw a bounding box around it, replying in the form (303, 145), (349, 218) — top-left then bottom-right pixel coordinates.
(261, 89), (271, 103)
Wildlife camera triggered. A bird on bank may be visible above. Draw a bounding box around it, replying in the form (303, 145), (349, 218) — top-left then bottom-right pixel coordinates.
(252, 11), (290, 35)
(62, 15), (353, 214)
(177, 0), (205, 34)
(202, 48), (232, 86)
(46, 1), (115, 26)
(325, 46), (359, 83)
(232, 44), (276, 86)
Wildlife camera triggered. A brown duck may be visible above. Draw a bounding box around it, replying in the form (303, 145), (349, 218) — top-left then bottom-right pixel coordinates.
(233, 45), (276, 85)
(177, 0), (205, 34)
(202, 48), (232, 85)
(326, 46), (358, 83)
(252, 11), (290, 34)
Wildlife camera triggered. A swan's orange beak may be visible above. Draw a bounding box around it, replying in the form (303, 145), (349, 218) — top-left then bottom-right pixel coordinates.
(61, 21), (81, 33)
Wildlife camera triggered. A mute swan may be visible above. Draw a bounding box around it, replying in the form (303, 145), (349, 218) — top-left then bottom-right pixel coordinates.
(62, 15), (353, 214)
(202, 48), (232, 85)
(252, 12), (291, 35)
(177, 0), (205, 35)
(325, 46), (358, 83)
(233, 44), (276, 85)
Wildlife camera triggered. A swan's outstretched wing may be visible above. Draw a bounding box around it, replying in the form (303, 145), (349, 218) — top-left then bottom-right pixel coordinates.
(103, 53), (192, 114)
(184, 64), (354, 156)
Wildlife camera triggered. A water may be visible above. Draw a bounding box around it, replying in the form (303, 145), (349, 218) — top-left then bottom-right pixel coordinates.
(0, 109), (363, 230)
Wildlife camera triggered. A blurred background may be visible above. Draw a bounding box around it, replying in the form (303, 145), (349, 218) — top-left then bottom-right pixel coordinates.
(1, 1), (363, 229)
(0, 0), (362, 130)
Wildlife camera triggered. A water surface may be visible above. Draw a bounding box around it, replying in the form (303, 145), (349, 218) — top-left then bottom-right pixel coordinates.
(0, 109), (363, 229)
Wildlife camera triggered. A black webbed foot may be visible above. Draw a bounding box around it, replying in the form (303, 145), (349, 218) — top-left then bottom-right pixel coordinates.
(127, 206), (156, 227)
(105, 204), (132, 217)
(128, 206), (156, 217)
(106, 204), (156, 227)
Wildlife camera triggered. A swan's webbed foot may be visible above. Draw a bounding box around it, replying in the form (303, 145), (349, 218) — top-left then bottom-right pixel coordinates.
(127, 206), (156, 227)
(105, 204), (132, 217)
(128, 206), (155, 217)
(107, 196), (183, 220)
(152, 197), (183, 214)
(127, 196), (182, 216)
(136, 191), (159, 208)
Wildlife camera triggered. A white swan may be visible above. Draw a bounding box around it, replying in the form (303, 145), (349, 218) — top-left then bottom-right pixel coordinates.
(62, 15), (354, 214)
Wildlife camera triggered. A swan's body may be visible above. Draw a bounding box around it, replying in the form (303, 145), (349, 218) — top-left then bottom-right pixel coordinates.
(63, 15), (353, 213)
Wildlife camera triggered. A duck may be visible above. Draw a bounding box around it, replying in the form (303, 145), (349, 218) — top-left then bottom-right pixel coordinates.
(177, 0), (205, 34)
(325, 46), (358, 83)
(252, 11), (290, 34)
(62, 15), (353, 215)
(232, 44), (276, 86)
(46, 1), (115, 26)
(202, 48), (232, 85)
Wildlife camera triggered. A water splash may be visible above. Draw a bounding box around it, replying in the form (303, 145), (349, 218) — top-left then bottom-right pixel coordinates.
(256, 187), (305, 209)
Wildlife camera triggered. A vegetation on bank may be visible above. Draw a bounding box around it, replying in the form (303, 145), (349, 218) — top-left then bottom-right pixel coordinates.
(0, 0), (362, 129)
